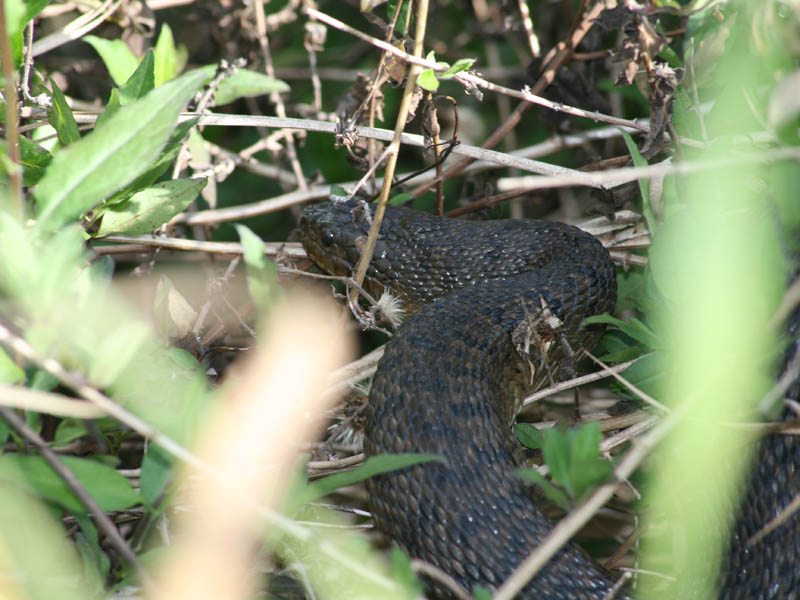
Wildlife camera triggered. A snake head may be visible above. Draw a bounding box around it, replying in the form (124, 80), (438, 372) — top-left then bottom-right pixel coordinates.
(299, 199), (373, 278)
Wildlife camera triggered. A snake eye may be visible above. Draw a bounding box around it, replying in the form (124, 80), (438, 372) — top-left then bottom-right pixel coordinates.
(321, 230), (335, 246)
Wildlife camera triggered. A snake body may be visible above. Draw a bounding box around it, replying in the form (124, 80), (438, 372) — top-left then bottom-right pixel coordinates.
(299, 199), (800, 599)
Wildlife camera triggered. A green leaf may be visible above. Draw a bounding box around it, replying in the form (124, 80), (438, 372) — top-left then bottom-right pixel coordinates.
(53, 419), (89, 445)
(387, 0), (412, 34)
(390, 548), (423, 597)
(0, 347), (24, 383)
(583, 314), (659, 349)
(34, 70), (206, 231)
(85, 321), (151, 387)
(520, 423), (613, 506)
(619, 128), (654, 231)
(389, 192), (414, 206)
(5, 0), (50, 38)
(84, 36), (139, 86)
(118, 49), (155, 105)
(517, 468), (570, 508)
(0, 454), (141, 513)
(214, 68), (289, 105)
(514, 423), (544, 450)
(0, 418), (10, 456)
(95, 178), (206, 236)
(569, 458), (612, 501)
(0, 461), (104, 600)
(440, 58), (476, 79)
(30, 369), (58, 392)
(154, 23), (179, 86)
(301, 453), (444, 504)
(18, 136), (52, 186)
(21, 0), (51, 26)
(555, 424), (613, 501)
(473, 586), (494, 600)
(571, 421), (602, 465)
(595, 342), (645, 363)
(417, 69), (439, 92)
(107, 116), (200, 202)
(94, 88), (121, 130)
(47, 78), (80, 145)
(542, 427), (571, 493)
(236, 224), (277, 311)
(4, 0), (25, 34)
(330, 184), (348, 199)
(140, 444), (172, 506)
(74, 513), (111, 579)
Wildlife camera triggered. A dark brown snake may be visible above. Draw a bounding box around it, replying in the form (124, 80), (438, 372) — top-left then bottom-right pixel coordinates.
(299, 198), (800, 599)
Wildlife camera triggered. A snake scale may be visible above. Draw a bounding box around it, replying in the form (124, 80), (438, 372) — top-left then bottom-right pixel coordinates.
(299, 198), (800, 599)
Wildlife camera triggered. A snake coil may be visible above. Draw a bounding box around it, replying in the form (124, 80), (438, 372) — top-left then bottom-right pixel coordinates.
(300, 199), (800, 599)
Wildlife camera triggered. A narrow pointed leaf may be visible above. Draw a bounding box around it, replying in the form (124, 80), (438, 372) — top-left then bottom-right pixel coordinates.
(212, 68), (289, 105)
(301, 453), (444, 504)
(95, 178), (206, 236)
(47, 78), (80, 145)
(118, 49), (155, 105)
(154, 24), (178, 86)
(35, 70), (206, 230)
(84, 36), (139, 85)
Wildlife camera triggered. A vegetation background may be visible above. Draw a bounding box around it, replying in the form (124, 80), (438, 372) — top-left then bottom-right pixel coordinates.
(0, 0), (798, 599)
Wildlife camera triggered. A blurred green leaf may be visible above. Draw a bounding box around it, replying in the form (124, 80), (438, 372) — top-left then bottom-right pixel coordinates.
(472, 586), (493, 600)
(517, 468), (570, 508)
(0, 417), (10, 454)
(5, 0), (50, 66)
(0, 460), (103, 600)
(390, 548), (423, 597)
(154, 23), (183, 86)
(301, 453), (445, 505)
(236, 224), (278, 311)
(330, 184), (348, 199)
(0, 347), (24, 383)
(386, 0), (411, 34)
(35, 70), (206, 230)
(140, 443), (172, 507)
(542, 426), (570, 489)
(94, 87), (121, 130)
(84, 36), (139, 86)
(214, 68), (289, 105)
(74, 514), (111, 580)
(86, 321), (151, 387)
(95, 177), (206, 236)
(3, 0), (25, 34)
(514, 422), (544, 450)
(53, 419), (90, 446)
(619, 128), (653, 231)
(584, 314), (659, 349)
(417, 69), (439, 92)
(20, 0), (51, 28)
(47, 78), (80, 145)
(390, 192), (414, 205)
(107, 116), (200, 202)
(18, 136), (52, 186)
(521, 423), (613, 507)
(0, 454), (141, 514)
(440, 58), (475, 79)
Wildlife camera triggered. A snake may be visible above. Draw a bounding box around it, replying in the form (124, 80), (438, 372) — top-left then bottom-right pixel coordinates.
(299, 198), (800, 599)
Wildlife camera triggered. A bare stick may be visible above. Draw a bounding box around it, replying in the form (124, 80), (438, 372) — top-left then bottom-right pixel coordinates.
(0, 405), (151, 585)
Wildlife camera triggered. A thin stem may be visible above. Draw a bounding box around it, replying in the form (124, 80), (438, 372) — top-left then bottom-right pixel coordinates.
(348, 0), (431, 296)
(0, 406), (153, 586)
(0, 0), (23, 220)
